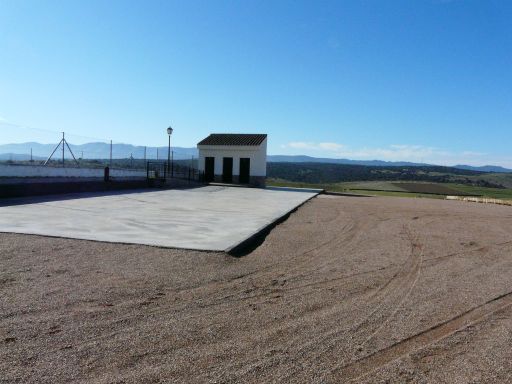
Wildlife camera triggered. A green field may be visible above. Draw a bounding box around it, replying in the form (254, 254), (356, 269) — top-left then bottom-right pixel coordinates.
(267, 179), (512, 200)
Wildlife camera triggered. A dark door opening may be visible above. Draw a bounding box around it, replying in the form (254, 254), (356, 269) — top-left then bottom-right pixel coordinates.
(222, 157), (233, 183)
(205, 157), (215, 182)
(239, 158), (250, 184)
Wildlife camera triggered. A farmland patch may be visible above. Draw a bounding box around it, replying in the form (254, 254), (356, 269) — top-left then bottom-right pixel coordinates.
(393, 183), (475, 195)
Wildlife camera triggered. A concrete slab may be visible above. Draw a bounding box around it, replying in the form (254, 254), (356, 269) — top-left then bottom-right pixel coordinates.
(0, 186), (319, 251)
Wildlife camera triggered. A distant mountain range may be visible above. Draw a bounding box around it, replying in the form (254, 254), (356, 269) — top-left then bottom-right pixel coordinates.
(266, 155), (512, 173)
(1, 142), (511, 173)
(267, 155), (430, 167)
(450, 164), (512, 173)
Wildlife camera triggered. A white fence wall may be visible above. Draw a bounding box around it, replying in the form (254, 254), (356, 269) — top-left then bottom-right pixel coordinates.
(0, 164), (146, 178)
(446, 195), (512, 207)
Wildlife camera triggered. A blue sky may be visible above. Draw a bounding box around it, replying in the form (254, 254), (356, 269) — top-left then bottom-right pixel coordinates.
(0, 0), (511, 166)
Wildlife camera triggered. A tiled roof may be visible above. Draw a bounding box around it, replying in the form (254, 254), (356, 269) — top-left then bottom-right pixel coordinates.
(197, 134), (267, 146)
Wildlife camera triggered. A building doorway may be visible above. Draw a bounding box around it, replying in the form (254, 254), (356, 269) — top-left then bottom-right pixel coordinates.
(222, 157), (233, 183)
(239, 158), (250, 184)
(205, 157), (215, 182)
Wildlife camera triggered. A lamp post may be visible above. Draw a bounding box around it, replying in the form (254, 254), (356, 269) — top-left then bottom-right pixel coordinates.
(167, 126), (173, 178)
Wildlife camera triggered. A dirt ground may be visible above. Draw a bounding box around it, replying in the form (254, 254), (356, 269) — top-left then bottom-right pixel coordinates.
(1, 194), (512, 383)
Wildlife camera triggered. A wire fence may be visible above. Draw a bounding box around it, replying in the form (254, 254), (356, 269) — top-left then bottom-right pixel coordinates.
(147, 161), (204, 183)
(0, 121), (199, 171)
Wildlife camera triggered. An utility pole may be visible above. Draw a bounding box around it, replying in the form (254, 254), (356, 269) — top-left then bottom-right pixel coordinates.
(110, 140), (113, 167)
(190, 155), (194, 180)
(43, 132), (79, 167)
(62, 132), (65, 167)
(157, 148), (159, 160)
(30, 148), (33, 163)
(167, 126), (174, 178)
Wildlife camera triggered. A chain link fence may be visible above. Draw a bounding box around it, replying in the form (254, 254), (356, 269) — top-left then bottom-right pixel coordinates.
(0, 122), (199, 174)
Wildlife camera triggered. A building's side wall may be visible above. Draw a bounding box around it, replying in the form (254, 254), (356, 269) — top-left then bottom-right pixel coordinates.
(197, 139), (267, 183)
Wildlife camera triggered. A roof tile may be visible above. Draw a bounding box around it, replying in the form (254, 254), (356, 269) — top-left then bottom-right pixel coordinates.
(198, 134), (267, 146)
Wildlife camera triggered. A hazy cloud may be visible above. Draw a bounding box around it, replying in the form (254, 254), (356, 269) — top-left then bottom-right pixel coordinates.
(281, 141), (509, 167)
(286, 142), (346, 151)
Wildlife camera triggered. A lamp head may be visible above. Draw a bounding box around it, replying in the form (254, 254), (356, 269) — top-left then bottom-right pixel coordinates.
(167, 127), (173, 135)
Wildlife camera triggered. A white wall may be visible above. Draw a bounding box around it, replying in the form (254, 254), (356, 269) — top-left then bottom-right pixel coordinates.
(197, 138), (267, 177)
(0, 164), (146, 178)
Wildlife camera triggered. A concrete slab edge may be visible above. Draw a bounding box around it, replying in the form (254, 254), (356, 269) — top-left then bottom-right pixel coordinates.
(0, 188), (322, 256)
(225, 191), (322, 256)
(0, 230), (227, 254)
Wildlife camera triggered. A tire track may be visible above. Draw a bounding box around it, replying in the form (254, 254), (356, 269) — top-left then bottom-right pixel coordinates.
(270, 209), (387, 292)
(423, 240), (512, 267)
(330, 289), (512, 382)
(238, 199), (350, 277)
(272, 223), (424, 382)
(356, 225), (424, 345)
(213, 210), (387, 380)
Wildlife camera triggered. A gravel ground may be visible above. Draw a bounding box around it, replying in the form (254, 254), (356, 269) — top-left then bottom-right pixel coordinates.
(1, 194), (512, 383)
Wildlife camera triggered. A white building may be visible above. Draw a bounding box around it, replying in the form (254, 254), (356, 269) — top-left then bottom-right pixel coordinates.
(197, 134), (267, 187)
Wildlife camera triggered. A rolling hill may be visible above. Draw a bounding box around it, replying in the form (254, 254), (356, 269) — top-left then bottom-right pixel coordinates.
(267, 162), (512, 189)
